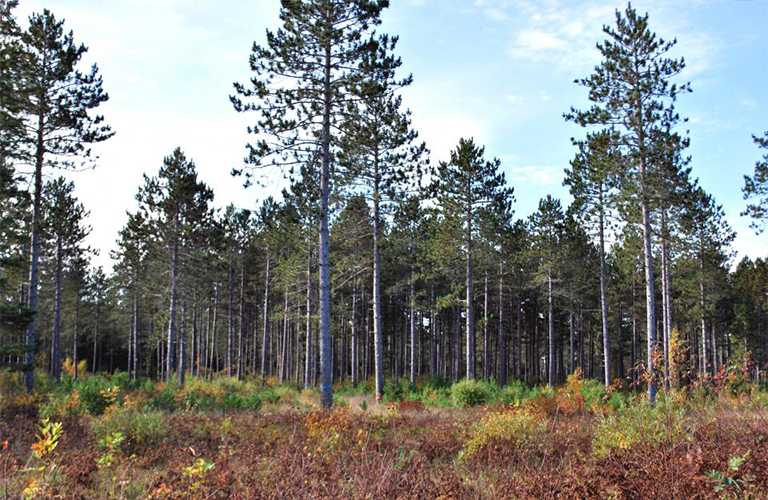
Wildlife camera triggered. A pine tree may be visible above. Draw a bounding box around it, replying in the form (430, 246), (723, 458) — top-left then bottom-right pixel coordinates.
(232, 0), (396, 408)
(42, 177), (89, 381)
(567, 4), (690, 403)
(17, 9), (112, 391)
(565, 130), (619, 386)
(137, 148), (213, 383)
(433, 138), (513, 380)
(742, 131), (768, 234)
(529, 196), (566, 386)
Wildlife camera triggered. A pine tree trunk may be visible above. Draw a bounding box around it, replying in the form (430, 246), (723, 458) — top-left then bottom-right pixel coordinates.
(640, 182), (658, 403)
(599, 189), (611, 386)
(261, 252), (271, 385)
(351, 278), (358, 385)
(280, 290), (289, 383)
(52, 236), (63, 381)
(180, 301), (187, 386)
(238, 256), (245, 380)
(483, 271), (489, 380)
(548, 271), (555, 386)
(410, 269), (417, 385)
(305, 243), (313, 389)
(74, 296), (80, 379)
(466, 208), (475, 380)
(318, 30), (333, 409)
(498, 262), (506, 385)
(699, 252), (708, 377)
(24, 104), (45, 393)
(167, 216), (180, 379)
(430, 286), (437, 376)
(660, 208), (671, 388)
(372, 154), (385, 399)
(227, 249), (234, 377)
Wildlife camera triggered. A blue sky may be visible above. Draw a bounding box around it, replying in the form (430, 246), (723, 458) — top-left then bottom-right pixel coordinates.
(14, 0), (767, 268)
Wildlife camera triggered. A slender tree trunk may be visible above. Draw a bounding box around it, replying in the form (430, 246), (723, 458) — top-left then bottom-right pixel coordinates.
(351, 277), (358, 385)
(498, 261), (506, 385)
(318, 32), (333, 408)
(639, 156), (658, 404)
(598, 190), (611, 386)
(699, 251), (708, 377)
(52, 236), (63, 381)
(280, 290), (289, 383)
(261, 251), (271, 385)
(430, 285), (437, 377)
(466, 207), (475, 380)
(372, 154), (385, 399)
(548, 271), (555, 386)
(237, 256), (245, 380)
(180, 301), (187, 386)
(409, 268), (417, 385)
(483, 270), (489, 380)
(305, 243), (313, 389)
(73, 296), (80, 379)
(227, 248), (234, 377)
(24, 103), (45, 393)
(660, 208), (671, 388)
(167, 216), (180, 379)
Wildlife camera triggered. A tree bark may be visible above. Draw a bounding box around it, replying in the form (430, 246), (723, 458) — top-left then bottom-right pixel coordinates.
(52, 236), (63, 381)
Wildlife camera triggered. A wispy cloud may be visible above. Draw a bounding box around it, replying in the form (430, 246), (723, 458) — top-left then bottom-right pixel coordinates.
(508, 165), (562, 186)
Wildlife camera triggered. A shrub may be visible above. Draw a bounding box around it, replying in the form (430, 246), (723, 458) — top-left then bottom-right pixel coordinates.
(383, 379), (404, 403)
(90, 408), (166, 451)
(592, 402), (690, 457)
(451, 379), (491, 407)
(458, 407), (544, 462)
(500, 380), (533, 405)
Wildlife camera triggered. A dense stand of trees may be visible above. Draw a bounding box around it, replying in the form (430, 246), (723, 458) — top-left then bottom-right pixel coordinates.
(1, 1), (766, 407)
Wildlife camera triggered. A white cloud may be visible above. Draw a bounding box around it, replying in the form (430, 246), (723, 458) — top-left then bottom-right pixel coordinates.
(516, 30), (567, 51)
(505, 93), (524, 104)
(508, 165), (561, 186)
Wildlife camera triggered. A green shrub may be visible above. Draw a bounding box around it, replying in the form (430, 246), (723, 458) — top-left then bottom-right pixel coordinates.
(383, 379), (404, 402)
(458, 407), (544, 462)
(451, 379), (491, 407)
(423, 374), (448, 391)
(261, 388), (281, 405)
(592, 402), (690, 457)
(90, 408), (166, 451)
(500, 380), (533, 405)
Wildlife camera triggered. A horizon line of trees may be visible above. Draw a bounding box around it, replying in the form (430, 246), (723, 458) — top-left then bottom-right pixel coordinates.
(1, 1), (766, 408)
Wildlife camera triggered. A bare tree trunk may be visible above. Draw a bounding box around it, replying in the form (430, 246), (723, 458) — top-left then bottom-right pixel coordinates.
(483, 270), (489, 380)
(237, 256), (245, 380)
(52, 236), (63, 381)
(261, 251), (271, 385)
(466, 210), (475, 380)
(180, 301), (187, 386)
(305, 244), (313, 389)
(167, 217), (180, 379)
(498, 261), (506, 385)
(598, 189), (611, 386)
(699, 250), (708, 377)
(548, 271), (555, 386)
(24, 105), (45, 393)
(280, 290), (289, 383)
(660, 208), (671, 388)
(430, 286), (437, 377)
(227, 249), (234, 377)
(318, 33), (333, 408)
(409, 269), (417, 385)
(639, 159), (658, 404)
(372, 153), (385, 399)
(73, 296), (80, 379)
(351, 277), (358, 385)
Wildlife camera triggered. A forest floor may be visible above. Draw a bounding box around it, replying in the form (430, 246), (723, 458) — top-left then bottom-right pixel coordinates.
(1, 371), (767, 499)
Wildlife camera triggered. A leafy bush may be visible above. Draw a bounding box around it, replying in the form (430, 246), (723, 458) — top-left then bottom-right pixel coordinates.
(592, 402), (690, 457)
(90, 407), (166, 451)
(383, 379), (404, 402)
(451, 379), (491, 407)
(500, 380), (534, 405)
(458, 407), (544, 461)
